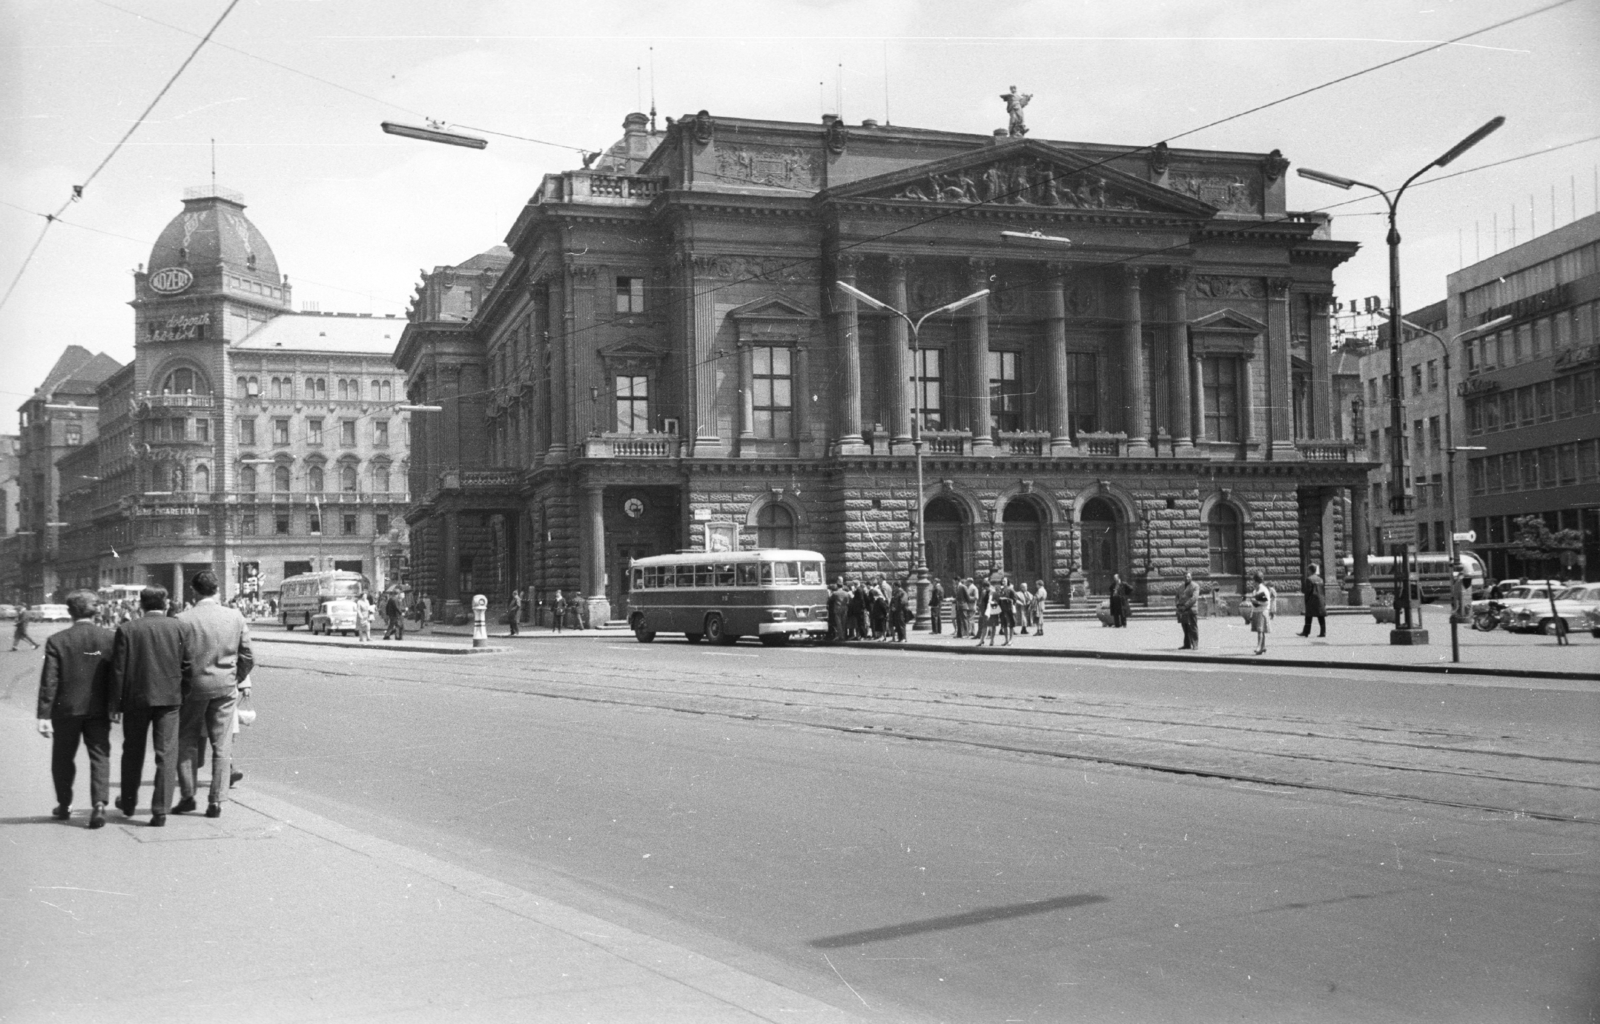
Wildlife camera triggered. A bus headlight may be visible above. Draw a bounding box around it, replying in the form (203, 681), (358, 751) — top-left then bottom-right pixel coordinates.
(767, 609), (788, 621)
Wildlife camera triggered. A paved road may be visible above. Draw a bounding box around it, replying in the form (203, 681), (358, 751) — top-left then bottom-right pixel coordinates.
(189, 637), (1597, 1022)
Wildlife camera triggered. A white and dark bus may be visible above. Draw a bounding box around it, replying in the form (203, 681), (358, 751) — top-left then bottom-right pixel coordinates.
(1337, 551), (1486, 601)
(279, 570), (370, 629)
(626, 549), (829, 646)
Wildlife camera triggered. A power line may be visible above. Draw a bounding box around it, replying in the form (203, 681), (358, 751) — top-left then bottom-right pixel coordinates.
(0, 0), (243, 315)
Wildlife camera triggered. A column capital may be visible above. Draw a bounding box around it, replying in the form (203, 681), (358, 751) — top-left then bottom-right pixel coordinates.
(885, 254), (913, 274)
(1043, 261), (1073, 278)
(1267, 276), (1294, 300)
(1308, 292), (1334, 315)
(966, 256), (995, 284)
(834, 251), (864, 276)
(1158, 265), (1191, 290)
(1123, 264), (1146, 286)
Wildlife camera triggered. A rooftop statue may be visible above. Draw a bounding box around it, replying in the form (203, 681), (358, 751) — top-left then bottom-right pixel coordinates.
(1001, 85), (1032, 137)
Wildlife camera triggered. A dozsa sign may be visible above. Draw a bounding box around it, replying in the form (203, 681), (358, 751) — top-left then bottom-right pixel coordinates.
(148, 267), (193, 294)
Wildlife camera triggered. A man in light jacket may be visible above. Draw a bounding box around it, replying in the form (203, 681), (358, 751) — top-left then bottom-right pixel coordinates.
(174, 570), (253, 818)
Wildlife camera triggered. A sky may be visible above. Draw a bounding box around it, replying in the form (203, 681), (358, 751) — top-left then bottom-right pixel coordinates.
(2, 0), (1598, 428)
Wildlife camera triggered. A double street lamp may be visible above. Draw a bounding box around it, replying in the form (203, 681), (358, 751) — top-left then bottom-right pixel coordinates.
(834, 280), (991, 630)
(1298, 114), (1505, 645)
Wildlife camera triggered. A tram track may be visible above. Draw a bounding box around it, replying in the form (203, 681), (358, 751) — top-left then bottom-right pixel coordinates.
(278, 647), (1600, 826)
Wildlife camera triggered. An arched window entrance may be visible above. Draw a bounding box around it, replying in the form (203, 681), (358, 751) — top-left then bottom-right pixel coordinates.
(924, 497), (967, 586)
(1001, 498), (1047, 585)
(756, 503), (796, 548)
(1207, 502), (1245, 593)
(1080, 497), (1123, 594)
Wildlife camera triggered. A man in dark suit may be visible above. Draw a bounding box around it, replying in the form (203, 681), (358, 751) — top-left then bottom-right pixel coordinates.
(36, 590), (116, 828)
(1298, 564), (1327, 638)
(110, 586), (190, 826)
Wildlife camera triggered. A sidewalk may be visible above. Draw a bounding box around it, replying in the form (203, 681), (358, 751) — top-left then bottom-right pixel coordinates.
(0, 706), (873, 1023)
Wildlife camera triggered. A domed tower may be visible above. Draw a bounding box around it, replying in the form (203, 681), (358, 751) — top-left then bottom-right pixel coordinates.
(132, 186), (290, 396)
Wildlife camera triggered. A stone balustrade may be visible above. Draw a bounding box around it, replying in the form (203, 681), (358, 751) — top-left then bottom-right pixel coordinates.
(582, 433), (682, 459)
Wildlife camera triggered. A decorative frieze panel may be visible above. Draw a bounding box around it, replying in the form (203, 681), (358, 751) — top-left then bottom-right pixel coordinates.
(692, 254), (817, 284)
(1164, 170), (1261, 215)
(1191, 275), (1265, 300)
(715, 145), (823, 191)
(888, 158), (1149, 211)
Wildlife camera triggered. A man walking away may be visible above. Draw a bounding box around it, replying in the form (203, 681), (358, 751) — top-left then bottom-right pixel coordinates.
(1174, 570), (1200, 650)
(382, 590), (405, 641)
(37, 591), (115, 828)
(1298, 564), (1326, 638)
(175, 571), (253, 819)
(508, 590), (522, 637)
(1033, 580), (1048, 637)
(1110, 574), (1130, 628)
(552, 590), (567, 633)
(110, 586), (189, 826)
(930, 578), (945, 635)
(12, 607), (41, 651)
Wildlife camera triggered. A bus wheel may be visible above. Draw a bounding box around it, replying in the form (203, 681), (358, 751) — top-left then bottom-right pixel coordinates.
(631, 615), (655, 643)
(685, 632), (703, 644)
(705, 614), (731, 644)
(760, 634), (788, 647)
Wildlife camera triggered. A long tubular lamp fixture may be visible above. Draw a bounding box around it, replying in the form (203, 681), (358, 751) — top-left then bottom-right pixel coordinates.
(380, 121), (488, 150)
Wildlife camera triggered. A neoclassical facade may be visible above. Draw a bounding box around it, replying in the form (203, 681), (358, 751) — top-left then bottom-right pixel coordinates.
(52, 187), (413, 600)
(398, 111), (1373, 625)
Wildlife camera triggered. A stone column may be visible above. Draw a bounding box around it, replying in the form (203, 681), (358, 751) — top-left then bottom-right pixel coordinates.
(687, 255), (725, 457)
(835, 254), (866, 453)
(737, 342), (755, 456)
(548, 274), (570, 462)
(1121, 267), (1152, 456)
(580, 482), (611, 626)
(1348, 484), (1374, 605)
(1241, 353), (1259, 452)
(1266, 277), (1298, 459)
(887, 257), (912, 446)
(1309, 293), (1333, 438)
(967, 259), (994, 453)
(1190, 349), (1206, 448)
(1165, 268), (1196, 455)
(1045, 265), (1073, 454)
(795, 345), (812, 442)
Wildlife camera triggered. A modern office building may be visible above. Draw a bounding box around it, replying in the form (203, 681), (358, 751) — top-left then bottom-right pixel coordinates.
(398, 108), (1374, 626)
(1453, 213), (1600, 581)
(46, 187), (414, 602)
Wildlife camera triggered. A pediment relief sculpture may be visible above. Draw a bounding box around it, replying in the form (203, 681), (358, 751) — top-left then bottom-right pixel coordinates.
(1164, 170), (1260, 215)
(888, 158), (1147, 211)
(1191, 275), (1265, 300)
(716, 144), (823, 190)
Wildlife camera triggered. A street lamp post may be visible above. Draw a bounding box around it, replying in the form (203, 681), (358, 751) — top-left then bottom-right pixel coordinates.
(834, 280), (991, 631)
(1400, 314), (1507, 662)
(1299, 114), (1504, 646)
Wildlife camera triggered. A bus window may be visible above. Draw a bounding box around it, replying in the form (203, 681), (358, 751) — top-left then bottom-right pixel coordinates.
(759, 563), (774, 585)
(675, 564), (695, 588)
(715, 563), (736, 587)
(771, 562), (799, 585)
(801, 562), (823, 585)
(695, 564), (715, 587)
(736, 563), (760, 587)
(632, 567), (644, 590)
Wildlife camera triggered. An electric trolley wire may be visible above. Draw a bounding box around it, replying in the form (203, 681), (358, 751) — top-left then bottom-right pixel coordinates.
(0, 0), (244, 315)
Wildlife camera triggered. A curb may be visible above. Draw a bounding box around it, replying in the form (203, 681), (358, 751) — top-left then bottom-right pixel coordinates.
(866, 640), (1600, 682)
(253, 635), (511, 655)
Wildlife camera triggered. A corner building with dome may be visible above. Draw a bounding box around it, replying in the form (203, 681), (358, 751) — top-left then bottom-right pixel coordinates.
(53, 187), (413, 602)
(396, 110), (1378, 628)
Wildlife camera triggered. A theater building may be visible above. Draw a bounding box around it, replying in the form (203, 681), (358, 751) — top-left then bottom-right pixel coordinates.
(398, 109), (1373, 627)
(51, 187), (413, 601)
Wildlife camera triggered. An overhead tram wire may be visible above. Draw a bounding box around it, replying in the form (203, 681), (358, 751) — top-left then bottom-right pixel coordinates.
(0, 0), (244, 314)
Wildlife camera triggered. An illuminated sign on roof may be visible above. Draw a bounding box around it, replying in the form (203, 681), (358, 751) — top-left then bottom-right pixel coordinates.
(149, 267), (194, 295)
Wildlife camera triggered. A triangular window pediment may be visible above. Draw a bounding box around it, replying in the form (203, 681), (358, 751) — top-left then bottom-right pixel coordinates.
(1191, 308), (1267, 334)
(827, 139), (1215, 217)
(727, 295), (818, 321)
(1190, 307), (1266, 358)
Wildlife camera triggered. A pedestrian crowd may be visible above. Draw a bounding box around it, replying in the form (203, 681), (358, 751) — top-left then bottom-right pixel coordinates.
(31, 570), (254, 829)
(821, 574), (1050, 645)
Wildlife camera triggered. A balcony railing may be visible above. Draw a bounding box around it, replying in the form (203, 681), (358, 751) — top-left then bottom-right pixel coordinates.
(995, 430), (1050, 456)
(1296, 440), (1363, 462)
(583, 433), (682, 459)
(540, 170), (665, 205)
(1076, 431), (1128, 457)
(139, 392), (216, 409)
(922, 430), (971, 456)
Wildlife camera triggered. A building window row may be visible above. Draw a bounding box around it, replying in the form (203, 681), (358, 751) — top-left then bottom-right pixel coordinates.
(1464, 300), (1599, 375)
(254, 376), (397, 403)
(238, 460), (396, 494)
(1467, 438), (1600, 496)
(1464, 368), (1598, 435)
(249, 415), (392, 449)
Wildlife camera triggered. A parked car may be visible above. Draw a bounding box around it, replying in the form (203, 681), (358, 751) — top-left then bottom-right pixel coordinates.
(1504, 581), (1600, 636)
(309, 597), (360, 636)
(28, 603), (72, 622)
(1469, 581), (1563, 631)
(0, 604), (17, 621)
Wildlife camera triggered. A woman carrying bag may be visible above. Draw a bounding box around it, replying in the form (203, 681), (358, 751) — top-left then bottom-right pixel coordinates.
(1248, 571), (1275, 655)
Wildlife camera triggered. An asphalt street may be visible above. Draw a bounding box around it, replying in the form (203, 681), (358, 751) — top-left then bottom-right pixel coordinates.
(5, 631), (1597, 1021)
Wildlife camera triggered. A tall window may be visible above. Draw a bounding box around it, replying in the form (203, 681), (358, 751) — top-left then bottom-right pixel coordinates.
(1201, 356), (1240, 442)
(752, 347), (792, 438)
(756, 503), (796, 548)
(162, 368), (204, 394)
(239, 418), (255, 445)
(374, 420), (389, 446)
(193, 464), (210, 494)
(914, 348), (944, 429)
(1207, 503), (1243, 577)
(273, 418), (289, 445)
(274, 465), (290, 491)
(343, 514), (358, 536)
(616, 277), (644, 313)
(988, 350), (1020, 432)
(341, 420), (356, 446)
(341, 465), (357, 492)
(615, 376), (649, 433)
(240, 465), (257, 492)
(64, 424), (82, 446)
(1427, 359), (1439, 390)
(308, 418), (323, 445)
(196, 419), (209, 443)
(308, 465), (324, 492)
(308, 377), (327, 402)
(374, 465), (391, 493)
(1067, 352), (1098, 436)
(1428, 415), (1441, 451)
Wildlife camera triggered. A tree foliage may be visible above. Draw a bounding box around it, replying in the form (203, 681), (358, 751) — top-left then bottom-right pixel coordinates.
(1507, 514), (1582, 574)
